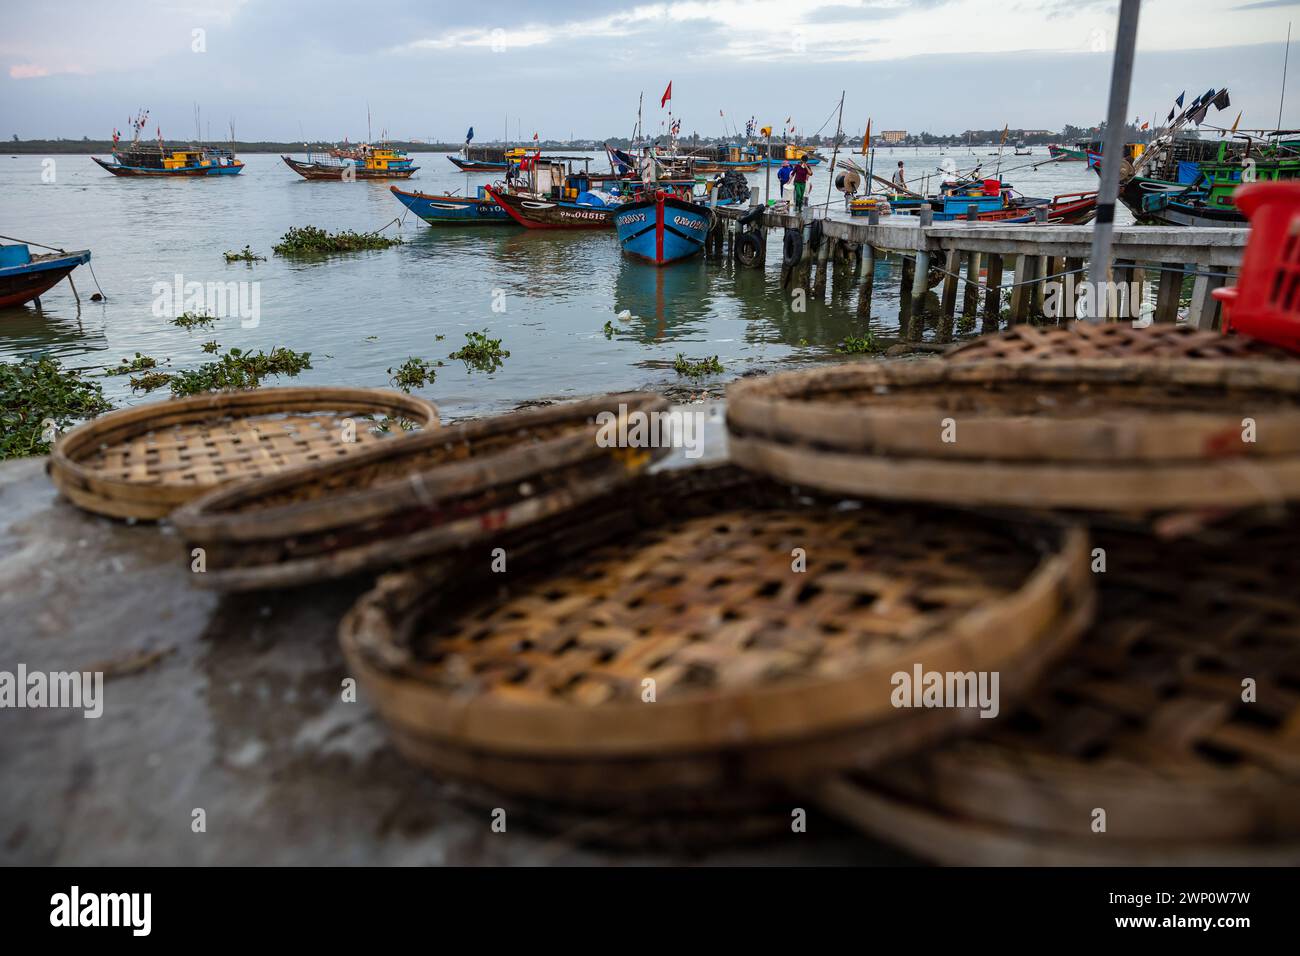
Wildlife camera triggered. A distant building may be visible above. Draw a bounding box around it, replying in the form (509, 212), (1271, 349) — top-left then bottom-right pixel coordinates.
(881, 130), (908, 144)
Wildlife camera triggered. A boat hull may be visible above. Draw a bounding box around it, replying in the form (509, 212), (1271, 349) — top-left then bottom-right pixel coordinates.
(93, 156), (243, 177)
(390, 185), (512, 224)
(0, 249), (92, 308)
(283, 156), (417, 180)
(484, 186), (617, 229)
(1119, 178), (1246, 227)
(1047, 145), (1086, 162)
(614, 194), (711, 266)
(448, 157), (508, 172)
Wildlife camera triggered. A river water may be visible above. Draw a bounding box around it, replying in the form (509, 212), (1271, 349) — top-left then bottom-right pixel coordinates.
(1, 145), (1105, 419)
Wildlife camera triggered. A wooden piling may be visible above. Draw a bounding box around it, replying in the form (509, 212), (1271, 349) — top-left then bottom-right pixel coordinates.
(1188, 269), (1227, 330)
(940, 249), (961, 318)
(982, 254), (1004, 331)
(857, 244), (875, 319)
(962, 251), (982, 319)
(1009, 255), (1034, 324)
(1153, 262), (1185, 324)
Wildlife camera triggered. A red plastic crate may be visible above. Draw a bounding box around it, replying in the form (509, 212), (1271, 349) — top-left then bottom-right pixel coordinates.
(1213, 182), (1300, 353)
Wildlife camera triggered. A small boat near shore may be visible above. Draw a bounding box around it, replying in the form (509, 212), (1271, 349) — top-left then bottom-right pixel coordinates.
(0, 244), (92, 309)
(614, 191), (712, 266)
(283, 144), (417, 180)
(390, 185), (511, 225)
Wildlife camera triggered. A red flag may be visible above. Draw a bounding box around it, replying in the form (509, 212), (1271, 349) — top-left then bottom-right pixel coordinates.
(661, 81), (672, 108)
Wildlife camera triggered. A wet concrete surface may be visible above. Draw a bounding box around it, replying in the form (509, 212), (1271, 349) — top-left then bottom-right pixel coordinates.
(0, 407), (911, 865)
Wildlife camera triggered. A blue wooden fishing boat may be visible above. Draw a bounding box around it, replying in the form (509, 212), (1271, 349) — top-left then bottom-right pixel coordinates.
(614, 191), (712, 266)
(390, 185), (511, 225)
(0, 244), (92, 308)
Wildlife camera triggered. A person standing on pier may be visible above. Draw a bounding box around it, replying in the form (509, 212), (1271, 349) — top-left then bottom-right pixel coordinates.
(892, 160), (907, 192)
(792, 158), (811, 212)
(777, 160), (794, 202)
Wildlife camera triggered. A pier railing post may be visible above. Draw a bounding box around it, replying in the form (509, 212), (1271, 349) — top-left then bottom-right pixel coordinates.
(1154, 262), (1185, 323)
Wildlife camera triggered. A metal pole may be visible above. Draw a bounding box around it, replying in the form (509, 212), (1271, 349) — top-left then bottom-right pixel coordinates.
(1280, 21), (1292, 131)
(825, 90), (846, 209)
(765, 132), (772, 206)
(1086, 0), (1142, 323)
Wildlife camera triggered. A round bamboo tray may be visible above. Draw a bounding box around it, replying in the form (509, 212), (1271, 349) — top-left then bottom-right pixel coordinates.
(813, 518), (1300, 865)
(48, 387), (438, 520)
(172, 393), (671, 591)
(944, 322), (1300, 364)
(340, 465), (1092, 807)
(727, 359), (1300, 512)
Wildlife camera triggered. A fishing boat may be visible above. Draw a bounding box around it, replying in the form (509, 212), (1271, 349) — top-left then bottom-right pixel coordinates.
(0, 244), (92, 308)
(283, 144), (417, 180)
(389, 185), (511, 225)
(681, 143), (763, 172)
(449, 145), (533, 172)
(94, 142), (243, 177)
(485, 155), (623, 229)
(1047, 142), (1090, 161)
(613, 190), (712, 266)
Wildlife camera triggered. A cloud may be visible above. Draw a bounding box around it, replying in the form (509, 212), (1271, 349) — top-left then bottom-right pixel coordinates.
(9, 64), (51, 79)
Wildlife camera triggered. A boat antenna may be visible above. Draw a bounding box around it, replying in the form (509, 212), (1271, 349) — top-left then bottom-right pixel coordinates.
(1087, 0), (1141, 324)
(824, 90), (846, 210)
(367, 102), (372, 143)
(1280, 21), (1292, 130)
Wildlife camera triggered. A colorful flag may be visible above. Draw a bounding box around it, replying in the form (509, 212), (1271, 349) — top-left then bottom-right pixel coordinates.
(466, 127), (474, 144)
(533, 131), (539, 142)
(861, 118), (871, 154)
(1140, 120), (1149, 130)
(1231, 111), (1242, 133)
(1175, 91), (1185, 108)
(1213, 89), (1231, 111)
(661, 81), (672, 108)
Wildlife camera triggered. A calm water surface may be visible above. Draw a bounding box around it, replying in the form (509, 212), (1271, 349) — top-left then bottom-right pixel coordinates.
(1, 146), (1106, 419)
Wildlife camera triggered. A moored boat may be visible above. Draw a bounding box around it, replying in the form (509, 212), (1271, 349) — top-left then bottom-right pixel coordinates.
(613, 191), (712, 266)
(484, 155), (621, 229)
(283, 144), (417, 180)
(94, 143), (243, 177)
(449, 145), (532, 172)
(0, 244), (92, 308)
(390, 185), (512, 225)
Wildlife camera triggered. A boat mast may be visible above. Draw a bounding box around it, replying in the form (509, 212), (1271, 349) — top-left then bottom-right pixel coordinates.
(825, 90), (846, 209)
(1280, 21), (1293, 130)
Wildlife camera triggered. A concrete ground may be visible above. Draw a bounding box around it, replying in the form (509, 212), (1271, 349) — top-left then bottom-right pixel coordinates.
(0, 404), (912, 865)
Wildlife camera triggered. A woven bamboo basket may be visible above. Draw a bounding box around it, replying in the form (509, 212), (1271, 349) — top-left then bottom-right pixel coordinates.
(48, 387), (438, 520)
(945, 322), (1300, 365)
(813, 518), (1300, 865)
(727, 359), (1300, 512)
(171, 393), (671, 591)
(340, 465), (1092, 807)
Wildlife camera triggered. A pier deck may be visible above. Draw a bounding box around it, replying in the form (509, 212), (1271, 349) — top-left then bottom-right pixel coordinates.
(711, 202), (1247, 330)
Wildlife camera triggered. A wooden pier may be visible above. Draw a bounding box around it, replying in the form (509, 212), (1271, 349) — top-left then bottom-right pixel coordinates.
(709, 197), (1247, 336)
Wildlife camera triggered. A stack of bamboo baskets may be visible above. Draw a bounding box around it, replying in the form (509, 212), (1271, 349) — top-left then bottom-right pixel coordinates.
(43, 324), (1300, 863)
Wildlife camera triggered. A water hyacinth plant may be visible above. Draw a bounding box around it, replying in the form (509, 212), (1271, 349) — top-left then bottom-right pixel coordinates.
(223, 245), (265, 263)
(0, 356), (114, 460)
(449, 330), (510, 373)
(387, 357), (438, 393)
(673, 354), (724, 377)
(272, 226), (402, 256)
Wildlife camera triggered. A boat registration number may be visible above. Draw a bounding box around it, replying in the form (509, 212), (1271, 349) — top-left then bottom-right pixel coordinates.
(673, 215), (705, 230)
(618, 213), (647, 225)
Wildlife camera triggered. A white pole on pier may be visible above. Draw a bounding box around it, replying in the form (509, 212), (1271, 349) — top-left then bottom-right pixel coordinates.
(1087, 0), (1142, 323)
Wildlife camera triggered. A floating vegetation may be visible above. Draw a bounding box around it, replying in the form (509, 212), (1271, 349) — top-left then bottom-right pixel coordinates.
(104, 353), (160, 376)
(167, 346), (312, 398)
(272, 225), (402, 256)
(435, 334), (445, 341)
(223, 245), (265, 263)
(388, 357), (438, 393)
(0, 356), (113, 460)
(449, 330), (510, 373)
(129, 371), (173, 394)
(172, 311), (217, 330)
(673, 354), (724, 377)
(369, 415), (421, 435)
(603, 321), (615, 339)
(837, 332), (882, 354)
(201, 341), (220, 354)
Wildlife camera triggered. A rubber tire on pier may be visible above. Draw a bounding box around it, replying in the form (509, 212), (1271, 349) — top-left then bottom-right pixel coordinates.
(782, 228), (804, 267)
(807, 218), (824, 254)
(735, 232), (763, 269)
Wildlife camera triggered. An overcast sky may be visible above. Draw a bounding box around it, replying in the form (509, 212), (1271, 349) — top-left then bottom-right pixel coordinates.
(2, 0), (1296, 141)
